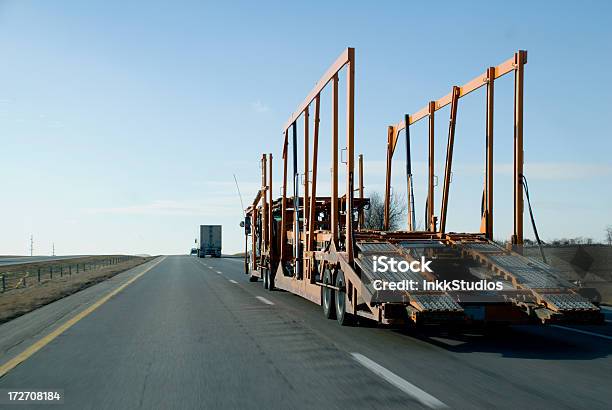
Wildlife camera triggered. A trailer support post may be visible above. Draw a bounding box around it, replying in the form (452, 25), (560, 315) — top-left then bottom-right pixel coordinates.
(383, 126), (393, 230)
(268, 153), (273, 268)
(308, 95), (320, 254)
(485, 67), (495, 240)
(280, 131), (289, 264)
(345, 48), (355, 263)
(427, 101), (436, 232)
(513, 50), (526, 246)
(440, 86), (459, 234)
(331, 74), (339, 245)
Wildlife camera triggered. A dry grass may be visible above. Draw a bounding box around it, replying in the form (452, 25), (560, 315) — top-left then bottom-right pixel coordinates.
(0, 256), (153, 323)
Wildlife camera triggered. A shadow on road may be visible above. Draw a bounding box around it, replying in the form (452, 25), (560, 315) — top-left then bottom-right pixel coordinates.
(390, 324), (612, 360)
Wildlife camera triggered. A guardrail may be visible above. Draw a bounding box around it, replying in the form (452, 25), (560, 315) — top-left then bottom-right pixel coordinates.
(0, 256), (136, 293)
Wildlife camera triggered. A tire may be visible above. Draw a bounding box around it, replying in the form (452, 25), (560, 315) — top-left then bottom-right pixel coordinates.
(322, 268), (336, 319)
(335, 270), (354, 326)
(249, 275), (258, 282)
(262, 268), (269, 289)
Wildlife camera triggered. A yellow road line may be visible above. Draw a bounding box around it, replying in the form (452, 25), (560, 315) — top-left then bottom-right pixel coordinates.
(0, 256), (166, 378)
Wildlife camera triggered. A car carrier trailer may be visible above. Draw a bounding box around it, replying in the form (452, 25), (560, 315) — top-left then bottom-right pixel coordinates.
(242, 48), (603, 327)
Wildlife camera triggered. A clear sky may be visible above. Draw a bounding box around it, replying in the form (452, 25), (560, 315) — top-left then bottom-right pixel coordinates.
(1, 0), (610, 255)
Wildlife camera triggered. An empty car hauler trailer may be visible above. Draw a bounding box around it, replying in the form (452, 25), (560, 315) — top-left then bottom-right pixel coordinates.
(200, 225), (222, 258)
(242, 48), (603, 326)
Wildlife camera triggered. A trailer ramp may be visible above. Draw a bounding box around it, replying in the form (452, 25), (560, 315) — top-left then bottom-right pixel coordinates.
(457, 241), (600, 320)
(354, 239), (601, 324)
(354, 241), (463, 317)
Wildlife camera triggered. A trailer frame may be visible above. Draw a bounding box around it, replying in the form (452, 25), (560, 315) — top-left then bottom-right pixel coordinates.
(243, 48), (602, 327)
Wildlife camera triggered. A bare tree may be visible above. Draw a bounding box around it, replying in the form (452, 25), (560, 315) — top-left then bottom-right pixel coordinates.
(606, 225), (612, 246)
(363, 191), (407, 231)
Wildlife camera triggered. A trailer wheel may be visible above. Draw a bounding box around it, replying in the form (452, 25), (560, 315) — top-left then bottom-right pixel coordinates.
(335, 270), (354, 326)
(322, 269), (336, 319)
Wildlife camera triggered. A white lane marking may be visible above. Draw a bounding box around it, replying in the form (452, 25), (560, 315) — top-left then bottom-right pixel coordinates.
(208, 266), (213, 269)
(216, 270), (223, 274)
(350, 353), (448, 409)
(228, 279), (238, 284)
(255, 296), (274, 305)
(550, 325), (612, 341)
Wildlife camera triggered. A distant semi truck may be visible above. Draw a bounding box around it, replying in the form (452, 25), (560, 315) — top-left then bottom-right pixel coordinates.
(199, 225), (222, 258)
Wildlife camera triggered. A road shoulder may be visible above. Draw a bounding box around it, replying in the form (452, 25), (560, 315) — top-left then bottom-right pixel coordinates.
(0, 257), (164, 376)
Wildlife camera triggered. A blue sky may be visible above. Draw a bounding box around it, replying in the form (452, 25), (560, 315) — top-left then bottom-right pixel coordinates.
(1, 0), (611, 255)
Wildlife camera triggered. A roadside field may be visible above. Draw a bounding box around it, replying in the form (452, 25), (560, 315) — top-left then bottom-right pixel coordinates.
(0, 256), (154, 323)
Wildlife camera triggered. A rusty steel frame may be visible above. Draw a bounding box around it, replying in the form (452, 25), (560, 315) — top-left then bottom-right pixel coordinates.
(404, 114), (415, 232)
(242, 48), (358, 305)
(280, 48), (355, 265)
(307, 95), (321, 253)
(383, 126), (392, 230)
(358, 154), (364, 227)
(268, 153), (273, 264)
(243, 48), (602, 328)
(383, 51), (528, 244)
(439, 86), (460, 234)
(262, 154), (267, 246)
(485, 67), (495, 239)
(331, 74), (339, 245)
(427, 101), (435, 232)
(513, 50), (526, 246)
(247, 153), (275, 277)
(303, 106), (309, 249)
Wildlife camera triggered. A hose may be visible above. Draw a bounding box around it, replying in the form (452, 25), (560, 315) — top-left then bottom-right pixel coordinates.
(522, 176), (547, 263)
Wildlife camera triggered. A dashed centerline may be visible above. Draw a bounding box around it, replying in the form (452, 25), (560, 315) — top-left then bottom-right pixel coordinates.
(228, 279), (238, 284)
(255, 296), (274, 305)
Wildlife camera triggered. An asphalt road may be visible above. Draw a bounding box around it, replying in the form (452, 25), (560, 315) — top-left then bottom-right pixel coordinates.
(0, 255), (610, 409)
(0, 256), (89, 266)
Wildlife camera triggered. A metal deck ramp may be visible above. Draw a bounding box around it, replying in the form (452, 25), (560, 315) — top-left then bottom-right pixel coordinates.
(459, 241), (599, 314)
(354, 241), (462, 313)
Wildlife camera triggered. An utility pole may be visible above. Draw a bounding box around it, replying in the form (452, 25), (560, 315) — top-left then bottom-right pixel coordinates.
(30, 235), (34, 256)
(52, 243), (55, 256)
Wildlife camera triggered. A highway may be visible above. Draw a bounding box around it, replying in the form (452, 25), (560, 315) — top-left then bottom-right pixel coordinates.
(0, 255), (611, 409)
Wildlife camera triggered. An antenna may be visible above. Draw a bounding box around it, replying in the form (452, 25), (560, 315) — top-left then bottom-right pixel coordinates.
(30, 235), (34, 256)
(233, 174), (245, 217)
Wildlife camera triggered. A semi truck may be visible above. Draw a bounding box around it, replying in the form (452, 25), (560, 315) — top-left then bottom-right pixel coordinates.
(199, 225), (222, 258)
